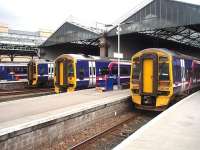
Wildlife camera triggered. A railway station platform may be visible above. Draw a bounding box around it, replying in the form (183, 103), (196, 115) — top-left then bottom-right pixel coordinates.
(0, 80), (28, 90)
(114, 91), (200, 150)
(0, 88), (131, 150)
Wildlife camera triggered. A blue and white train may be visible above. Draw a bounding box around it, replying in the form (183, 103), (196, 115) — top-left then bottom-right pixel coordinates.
(54, 54), (131, 93)
(27, 59), (54, 87)
(96, 61), (131, 91)
(0, 62), (27, 82)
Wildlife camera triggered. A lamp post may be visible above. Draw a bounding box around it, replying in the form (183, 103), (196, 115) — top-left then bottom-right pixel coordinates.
(105, 22), (132, 89)
(117, 24), (121, 89)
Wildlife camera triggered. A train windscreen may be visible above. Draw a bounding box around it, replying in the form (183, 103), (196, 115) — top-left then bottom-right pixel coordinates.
(132, 58), (140, 80)
(159, 63), (169, 81)
(100, 67), (109, 75)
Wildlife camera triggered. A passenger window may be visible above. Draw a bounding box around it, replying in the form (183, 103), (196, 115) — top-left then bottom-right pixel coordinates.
(79, 68), (84, 80)
(89, 67), (93, 75)
(99, 67), (109, 75)
(120, 66), (129, 76)
(40, 67), (45, 75)
(68, 63), (74, 77)
(93, 67), (96, 75)
(111, 66), (118, 75)
(159, 63), (169, 80)
(52, 67), (54, 74)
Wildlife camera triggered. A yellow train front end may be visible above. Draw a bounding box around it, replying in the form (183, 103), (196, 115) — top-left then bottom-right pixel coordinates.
(27, 61), (38, 86)
(130, 49), (174, 111)
(54, 55), (77, 93)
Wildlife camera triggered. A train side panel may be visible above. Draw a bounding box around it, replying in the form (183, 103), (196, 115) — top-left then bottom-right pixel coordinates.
(0, 63), (27, 82)
(76, 60), (90, 89)
(109, 63), (130, 86)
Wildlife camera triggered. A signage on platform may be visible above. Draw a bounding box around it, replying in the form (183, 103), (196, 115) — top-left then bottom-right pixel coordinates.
(114, 52), (123, 59)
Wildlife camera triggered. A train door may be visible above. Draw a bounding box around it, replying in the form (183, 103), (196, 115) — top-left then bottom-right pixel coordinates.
(33, 62), (37, 82)
(143, 59), (153, 93)
(140, 54), (158, 95)
(28, 62), (36, 85)
(28, 62), (33, 83)
(180, 59), (186, 91)
(89, 61), (96, 87)
(55, 61), (60, 86)
(48, 63), (54, 80)
(55, 60), (74, 88)
(58, 61), (67, 86)
(55, 60), (68, 87)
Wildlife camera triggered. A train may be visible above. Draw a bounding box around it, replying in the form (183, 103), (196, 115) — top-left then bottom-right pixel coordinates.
(0, 62), (27, 82)
(54, 54), (131, 93)
(27, 59), (54, 87)
(130, 48), (200, 111)
(96, 61), (131, 91)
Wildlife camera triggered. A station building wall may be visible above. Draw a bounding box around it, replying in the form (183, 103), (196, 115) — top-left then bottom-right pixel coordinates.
(107, 34), (147, 60)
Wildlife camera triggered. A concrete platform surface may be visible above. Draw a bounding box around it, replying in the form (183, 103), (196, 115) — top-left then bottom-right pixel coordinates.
(0, 89), (130, 136)
(114, 91), (200, 150)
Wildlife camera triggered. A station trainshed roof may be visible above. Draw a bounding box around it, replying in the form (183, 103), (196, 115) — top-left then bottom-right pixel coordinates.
(41, 21), (100, 48)
(108, 0), (200, 49)
(0, 43), (38, 57)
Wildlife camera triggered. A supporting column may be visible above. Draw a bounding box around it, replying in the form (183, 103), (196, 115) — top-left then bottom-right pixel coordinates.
(99, 33), (109, 57)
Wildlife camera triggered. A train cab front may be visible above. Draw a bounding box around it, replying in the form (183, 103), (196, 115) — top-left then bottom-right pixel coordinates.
(130, 49), (173, 111)
(96, 67), (109, 91)
(54, 55), (76, 93)
(27, 61), (37, 86)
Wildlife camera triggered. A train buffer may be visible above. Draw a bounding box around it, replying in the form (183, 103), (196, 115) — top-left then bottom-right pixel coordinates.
(114, 90), (200, 150)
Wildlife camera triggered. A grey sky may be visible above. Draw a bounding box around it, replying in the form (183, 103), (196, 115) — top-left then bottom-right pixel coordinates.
(0, 0), (200, 32)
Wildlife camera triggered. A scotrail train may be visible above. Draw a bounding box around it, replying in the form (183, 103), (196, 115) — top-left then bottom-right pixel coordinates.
(54, 54), (131, 93)
(130, 48), (200, 111)
(96, 61), (131, 91)
(0, 62), (27, 82)
(27, 59), (54, 87)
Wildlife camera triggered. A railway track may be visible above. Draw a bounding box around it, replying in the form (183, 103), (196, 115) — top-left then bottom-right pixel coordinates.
(69, 111), (158, 150)
(0, 88), (54, 102)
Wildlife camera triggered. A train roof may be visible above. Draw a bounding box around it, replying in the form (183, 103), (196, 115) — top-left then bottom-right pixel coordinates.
(28, 59), (53, 64)
(68, 54), (100, 60)
(0, 62), (27, 66)
(55, 54), (131, 63)
(140, 48), (200, 61)
(55, 54), (110, 62)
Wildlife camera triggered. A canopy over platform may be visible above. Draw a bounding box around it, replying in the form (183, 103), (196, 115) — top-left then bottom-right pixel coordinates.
(0, 43), (38, 58)
(108, 0), (200, 49)
(41, 21), (100, 48)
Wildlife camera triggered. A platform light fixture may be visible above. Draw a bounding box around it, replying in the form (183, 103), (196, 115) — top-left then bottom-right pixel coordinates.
(105, 21), (133, 89)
